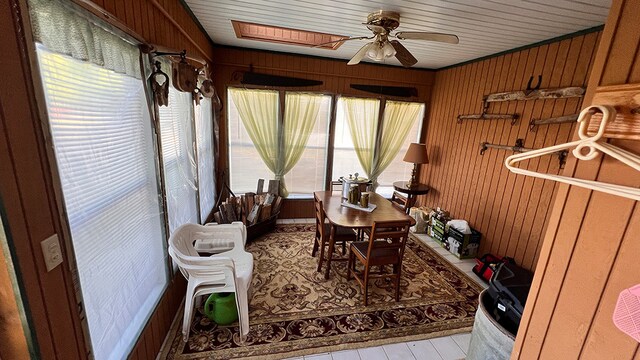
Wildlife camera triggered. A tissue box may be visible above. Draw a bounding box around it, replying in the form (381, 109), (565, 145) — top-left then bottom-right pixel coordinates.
(445, 227), (481, 259)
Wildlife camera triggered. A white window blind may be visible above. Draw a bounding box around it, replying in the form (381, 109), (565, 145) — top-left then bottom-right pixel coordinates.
(158, 75), (199, 233)
(195, 97), (216, 222)
(36, 45), (167, 360)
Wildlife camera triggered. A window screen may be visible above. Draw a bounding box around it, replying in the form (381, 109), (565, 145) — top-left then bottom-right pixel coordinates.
(195, 97), (216, 222)
(37, 45), (167, 360)
(158, 74), (199, 233)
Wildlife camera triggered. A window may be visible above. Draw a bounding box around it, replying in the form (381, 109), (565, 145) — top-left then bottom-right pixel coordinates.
(37, 46), (167, 360)
(195, 97), (216, 222)
(158, 70), (200, 233)
(227, 89), (276, 194)
(331, 97), (380, 181)
(227, 90), (425, 196)
(227, 89), (331, 196)
(282, 93), (331, 195)
(376, 101), (425, 188)
(332, 98), (424, 197)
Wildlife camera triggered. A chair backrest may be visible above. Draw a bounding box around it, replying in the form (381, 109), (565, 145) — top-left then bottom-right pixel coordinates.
(366, 220), (411, 261)
(390, 191), (408, 211)
(168, 223), (246, 279)
(314, 194), (326, 241)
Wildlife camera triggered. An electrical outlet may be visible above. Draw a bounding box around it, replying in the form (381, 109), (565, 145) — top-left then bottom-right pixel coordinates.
(41, 234), (63, 272)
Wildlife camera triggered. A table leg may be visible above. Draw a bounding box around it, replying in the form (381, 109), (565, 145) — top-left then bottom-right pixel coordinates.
(324, 225), (336, 279)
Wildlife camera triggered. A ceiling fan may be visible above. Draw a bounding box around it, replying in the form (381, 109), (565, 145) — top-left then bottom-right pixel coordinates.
(321, 11), (459, 67)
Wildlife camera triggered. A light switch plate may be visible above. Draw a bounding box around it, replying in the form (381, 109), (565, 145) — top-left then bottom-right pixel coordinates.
(41, 234), (63, 272)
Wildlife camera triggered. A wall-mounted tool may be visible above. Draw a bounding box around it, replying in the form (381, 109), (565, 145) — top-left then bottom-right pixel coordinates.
(458, 100), (519, 124)
(350, 84), (418, 97)
(529, 114), (579, 131)
(480, 138), (568, 168)
(234, 68), (323, 87)
(524, 75), (542, 95)
(485, 76), (585, 103)
(149, 61), (169, 107)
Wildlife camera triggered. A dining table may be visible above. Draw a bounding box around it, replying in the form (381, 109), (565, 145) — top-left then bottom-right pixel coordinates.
(314, 191), (416, 279)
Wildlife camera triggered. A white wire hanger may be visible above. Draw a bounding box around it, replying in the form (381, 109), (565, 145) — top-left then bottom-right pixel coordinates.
(505, 105), (640, 201)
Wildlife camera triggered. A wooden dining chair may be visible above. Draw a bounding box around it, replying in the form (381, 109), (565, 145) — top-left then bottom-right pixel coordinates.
(347, 220), (411, 305)
(312, 194), (357, 273)
(359, 191), (408, 241)
(390, 191), (409, 212)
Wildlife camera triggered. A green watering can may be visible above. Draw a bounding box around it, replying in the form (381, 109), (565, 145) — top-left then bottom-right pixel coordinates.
(204, 293), (238, 325)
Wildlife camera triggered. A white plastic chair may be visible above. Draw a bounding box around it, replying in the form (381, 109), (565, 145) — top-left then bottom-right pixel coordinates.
(168, 222), (253, 342)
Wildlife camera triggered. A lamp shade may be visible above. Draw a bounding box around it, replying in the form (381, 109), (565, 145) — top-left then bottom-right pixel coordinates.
(403, 143), (429, 164)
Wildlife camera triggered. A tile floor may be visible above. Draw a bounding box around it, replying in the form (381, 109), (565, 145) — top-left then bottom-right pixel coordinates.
(276, 218), (488, 360)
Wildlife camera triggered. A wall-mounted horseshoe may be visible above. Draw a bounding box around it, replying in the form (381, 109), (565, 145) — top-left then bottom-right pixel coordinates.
(525, 75), (542, 95)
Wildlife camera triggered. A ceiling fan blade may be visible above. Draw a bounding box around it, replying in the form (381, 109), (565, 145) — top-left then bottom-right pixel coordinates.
(390, 40), (418, 67)
(313, 36), (373, 48)
(395, 32), (459, 44)
(348, 43), (373, 65)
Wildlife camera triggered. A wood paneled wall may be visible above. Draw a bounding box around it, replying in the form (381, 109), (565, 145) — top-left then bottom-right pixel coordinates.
(0, 0), (213, 359)
(417, 31), (601, 270)
(211, 47), (435, 217)
(513, 0), (640, 358)
(0, 2), (88, 358)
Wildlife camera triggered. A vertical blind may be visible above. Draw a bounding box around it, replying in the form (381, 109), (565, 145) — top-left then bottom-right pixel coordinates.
(36, 45), (167, 360)
(195, 97), (216, 222)
(158, 71), (199, 233)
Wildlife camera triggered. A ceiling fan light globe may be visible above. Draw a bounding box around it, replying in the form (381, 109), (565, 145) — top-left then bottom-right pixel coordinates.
(383, 42), (396, 57)
(367, 47), (379, 59)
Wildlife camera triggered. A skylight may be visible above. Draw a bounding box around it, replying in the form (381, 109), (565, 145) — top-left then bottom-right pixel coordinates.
(231, 20), (346, 50)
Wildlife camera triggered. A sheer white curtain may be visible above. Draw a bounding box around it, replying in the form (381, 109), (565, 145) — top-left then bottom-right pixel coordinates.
(195, 98), (216, 222)
(158, 61), (199, 233)
(371, 101), (425, 182)
(29, 0), (141, 78)
(36, 46), (167, 360)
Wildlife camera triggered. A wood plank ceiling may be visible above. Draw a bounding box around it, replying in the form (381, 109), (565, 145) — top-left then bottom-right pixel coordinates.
(183, 0), (610, 69)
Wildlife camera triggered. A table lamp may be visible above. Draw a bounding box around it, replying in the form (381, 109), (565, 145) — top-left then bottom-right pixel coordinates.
(403, 143), (429, 188)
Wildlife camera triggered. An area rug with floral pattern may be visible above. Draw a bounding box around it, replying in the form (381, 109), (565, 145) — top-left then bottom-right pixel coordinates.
(161, 224), (482, 360)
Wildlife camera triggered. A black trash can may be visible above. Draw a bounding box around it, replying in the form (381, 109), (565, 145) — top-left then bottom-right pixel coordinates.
(486, 262), (533, 335)
(467, 263), (533, 360)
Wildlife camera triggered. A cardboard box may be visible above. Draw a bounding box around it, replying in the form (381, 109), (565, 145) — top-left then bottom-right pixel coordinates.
(445, 227), (481, 259)
(431, 229), (446, 245)
(432, 218), (447, 234)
